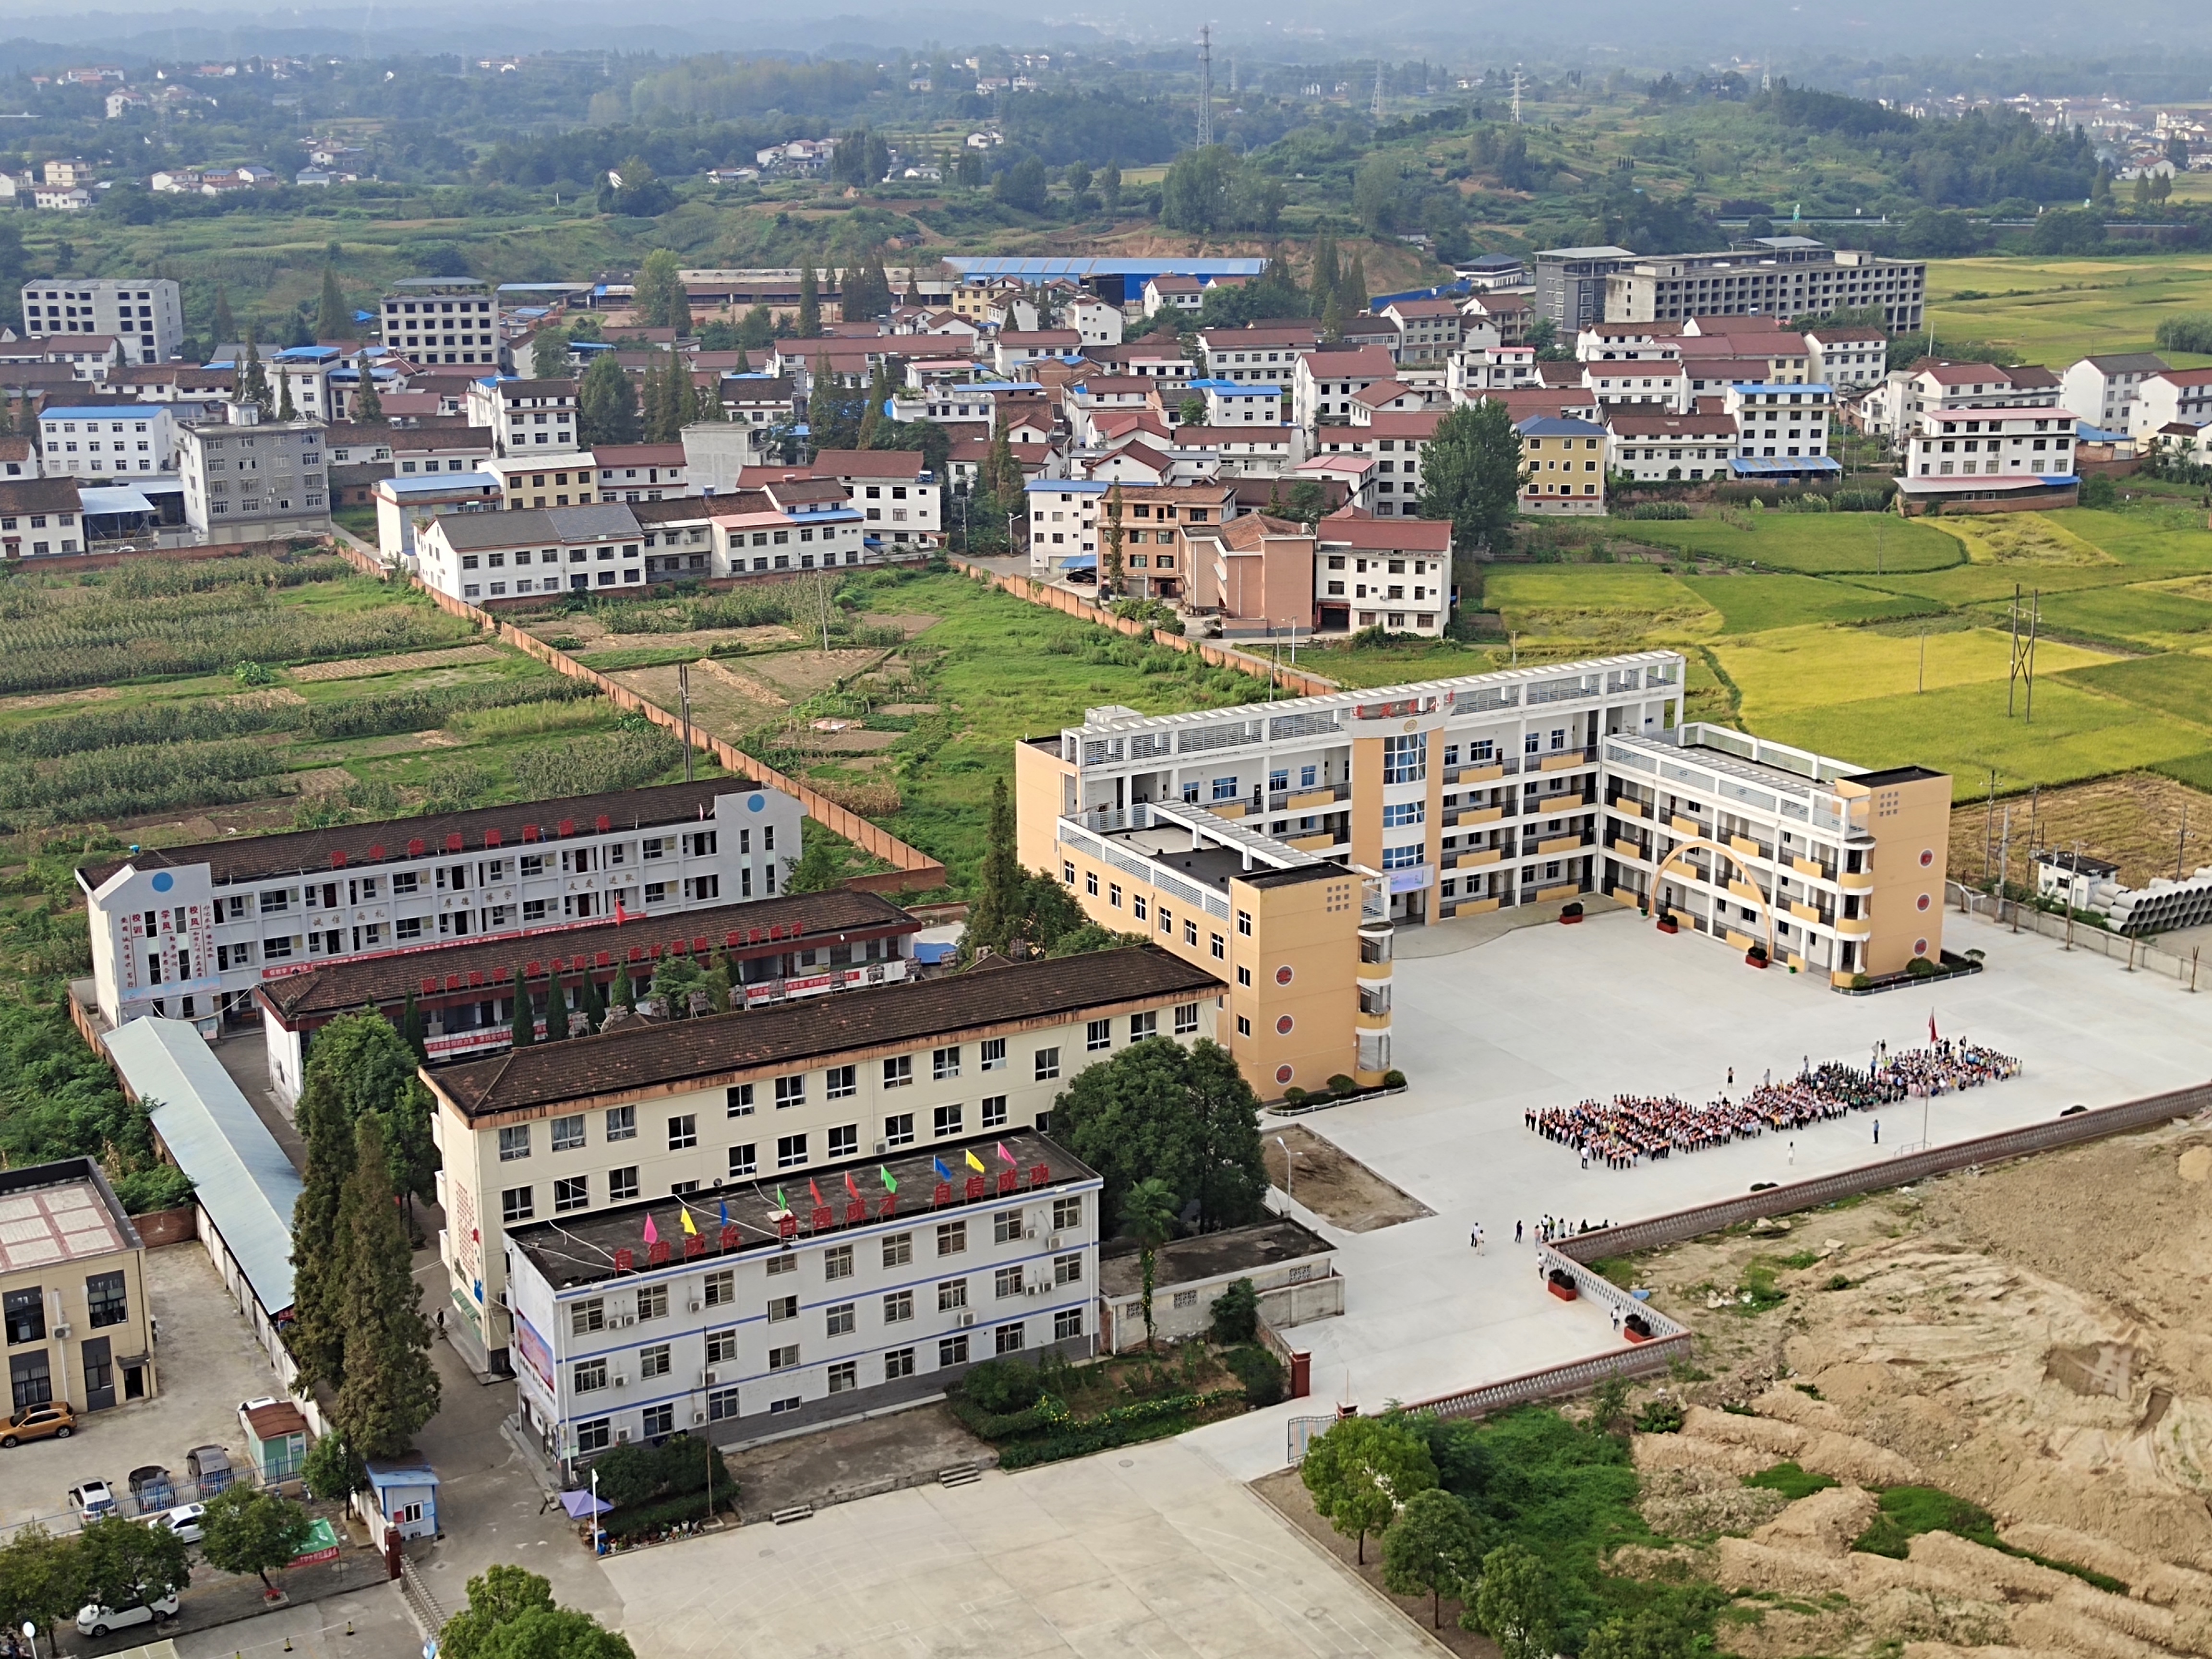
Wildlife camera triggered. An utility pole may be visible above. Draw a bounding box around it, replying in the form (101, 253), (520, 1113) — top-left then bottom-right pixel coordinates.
(2065, 838), (2080, 950)
(1982, 768), (1998, 890)
(677, 661), (695, 783)
(1999, 805), (2016, 932)
(1196, 26), (1214, 149)
(2026, 589), (2040, 721)
(1918, 624), (1925, 693)
(2008, 582), (2021, 718)
(2181, 799), (2192, 880)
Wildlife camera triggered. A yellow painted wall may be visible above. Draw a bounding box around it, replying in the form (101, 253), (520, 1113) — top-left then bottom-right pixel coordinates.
(1013, 738), (1075, 874)
(1232, 869), (1363, 1095)
(1349, 736), (1384, 871)
(1857, 773), (1953, 976)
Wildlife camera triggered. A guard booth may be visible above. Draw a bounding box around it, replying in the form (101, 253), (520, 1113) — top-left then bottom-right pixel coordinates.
(241, 1400), (310, 1482)
(365, 1455), (441, 1541)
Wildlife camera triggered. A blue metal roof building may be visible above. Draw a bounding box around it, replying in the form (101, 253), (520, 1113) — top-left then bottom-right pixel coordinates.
(103, 1018), (302, 1366)
(943, 255), (1268, 307)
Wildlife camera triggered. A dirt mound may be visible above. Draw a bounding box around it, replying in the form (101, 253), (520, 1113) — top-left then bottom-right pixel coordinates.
(1633, 1431), (1773, 1479)
(1635, 1465), (1789, 1538)
(1750, 1485), (1879, 1558)
(1999, 1525), (2212, 1611)
(1903, 1645), (2072, 1659)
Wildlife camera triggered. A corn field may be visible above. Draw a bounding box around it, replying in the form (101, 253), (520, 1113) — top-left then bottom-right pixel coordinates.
(0, 738), (290, 829)
(507, 728), (684, 801)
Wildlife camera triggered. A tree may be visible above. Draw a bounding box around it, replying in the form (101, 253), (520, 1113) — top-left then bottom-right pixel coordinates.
(855, 361), (887, 450)
(213, 280), (237, 345)
(993, 156), (1050, 214)
(316, 261), (351, 341)
(0, 1525), (86, 1639)
(301, 1427), (368, 1500)
(443, 1568), (635, 1659)
(633, 249), (685, 331)
(964, 778), (1025, 954)
(1301, 1417), (1438, 1565)
(1161, 146), (1282, 234)
(1052, 1037), (1268, 1230)
(1101, 482), (1125, 592)
(806, 353), (848, 455)
(74, 1515), (188, 1615)
(544, 980), (571, 1042)
(576, 972), (605, 1035)
(1118, 1176), (1179, 1348)
(1341, 249), (1369, 315)
(198, 1486), (313, 1591)
(235, 329), (271, 416)
(787, 835), (842, 892)
(1353, 155), (1403, 235)
(1382, 1489), (1488, 1628)
(1310, 232), (1341, 316)
(1581, 1605), (1708, 1659)
(351, 354), (385, 426)
(276, 372), (297, 422)
(796, 264), (820, 337)
(1419, 401), (1522, 553)
(399, 988), (426, 1061)
(288, 1053), (360, 1391)
(510, 967), (535, 1048)
(1177, 392), (1207, 426)
(1099, 161), (1122, 211)
(1470, 1542), (1558, 1659)
(612, 960), (637, 1012)
(579, 354), (640, 446)
(332, 1113), (441, 1460)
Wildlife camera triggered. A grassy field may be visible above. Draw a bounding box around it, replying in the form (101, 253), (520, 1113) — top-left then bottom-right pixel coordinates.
(1925, 252), (2212, 367)
(1616, 515), (1965, 574)
(1680, 572), (1939, 634)
(1713, 622), (2117, 721)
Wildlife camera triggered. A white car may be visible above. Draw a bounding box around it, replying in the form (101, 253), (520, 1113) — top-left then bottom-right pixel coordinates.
(76, 1588), (179, 1637)
(143, 1503), (205, 1545)
(67, 1479), (117, 1520)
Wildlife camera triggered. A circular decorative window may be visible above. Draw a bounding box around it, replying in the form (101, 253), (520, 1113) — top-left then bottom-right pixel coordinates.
(1275, 1015), (1295, 1035)
(1275, 965), (1294, 986)
(1916, 893), (1932, 912)
(1275, 1064), (1294, 1085)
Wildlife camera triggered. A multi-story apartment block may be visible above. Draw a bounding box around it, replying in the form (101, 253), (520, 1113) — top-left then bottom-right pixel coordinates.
(0, 1159), (156, 1414)
(1903, 404), (2077, 481)
(1293, 347), (1397, 430)
(1803, 326), (1890, 393)
(174, 404), (329, 541)
(1311, 412), (1438, 518)
(20, 277), (181, 364)
(1599, 724), (1950, 984)
(484, 453), (600, 510)
(2128, 366), (2212, 442)
(1517, 415), (1608, 513)
(1534, 246), (1639, 333)
(709, 483), (869, 573)
(419, 504), (650, 600)
(591, 444), (689, 503)
(465, 377), (580, 456)
(1723, 383), (1836, 475)
(426, 946), (1216, 1373)
(1195, 378), (1287, 426)
(1606, 406), (1740, 483)
(2059, 353), (2167, 430)
(1016, 656), (1686, 1089)
(1024, 479), (1234, 584)
(504, 1129), (1101, 1467)
(1380, 298), (1465, 364)
(805, 449), (941, 548)
(1197, 323), (1322, 386)
(380, 277), (501, 368)
(0, 478), (87, 556)
(1313, 514), (1451, 635)
(254, 887), (919, 1102)
(36, 403), (174, 477)
(1597, 238), (1927, 331)
(1449, 346), (1539, 399)
(73, 779), (804, 1035)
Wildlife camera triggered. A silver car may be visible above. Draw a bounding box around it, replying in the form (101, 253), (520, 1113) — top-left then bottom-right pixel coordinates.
(143, 1503), (205, 1545)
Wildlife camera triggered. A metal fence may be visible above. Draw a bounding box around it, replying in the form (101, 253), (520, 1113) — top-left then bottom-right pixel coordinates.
(0, 1463), (270, 1541)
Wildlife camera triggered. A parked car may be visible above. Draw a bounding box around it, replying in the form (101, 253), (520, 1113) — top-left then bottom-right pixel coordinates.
(67, 1479), (117, 1520)
(142, 1503), (205, 1545)
(127, 1466), (175, 1508)
(75, 1588), (179, 1637)
(183, 1445), (232, 1492)
(0, 1402), (75, 1448)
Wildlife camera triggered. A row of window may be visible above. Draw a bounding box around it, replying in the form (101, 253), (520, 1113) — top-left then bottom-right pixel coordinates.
(4, 1273), (127, 1346)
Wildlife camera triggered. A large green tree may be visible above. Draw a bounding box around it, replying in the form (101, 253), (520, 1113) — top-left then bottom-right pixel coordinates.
(1419, 401), (1523, 553)
(1052, 1037), (1268, 1231)
(633, 249), (685, 332)
(578, 354), (640, 446)
(1118, 1177), (1179, 1348)
(1382, 1488), (1489, 1629)
(74, 1515), (189, 1614)
(288, 1049), (360, 1391)
(1299, 1417), (1438, 1564)
(796, 265), (820, 337)
(1471, 1542), (1559, 1659)
(316, 258), (352, 341)
(332, 1114), (441, 1460)
(198, 1486), (314, 1591)
(0, 1525), (86, 1638)
(442, 1567), (635, 1659)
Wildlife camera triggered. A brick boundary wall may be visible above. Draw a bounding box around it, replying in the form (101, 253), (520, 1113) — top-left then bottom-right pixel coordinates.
(1397, 1081), (2211, 1425)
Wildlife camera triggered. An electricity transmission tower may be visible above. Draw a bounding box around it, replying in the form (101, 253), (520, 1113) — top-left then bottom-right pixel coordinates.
(1371, 60), (1386, 121)
(1196, 26), (1214, 148)
(1510, 64), (1526, 123)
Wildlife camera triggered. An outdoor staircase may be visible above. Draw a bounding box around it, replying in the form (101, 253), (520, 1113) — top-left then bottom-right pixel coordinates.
(938, 1463), (982, 1490)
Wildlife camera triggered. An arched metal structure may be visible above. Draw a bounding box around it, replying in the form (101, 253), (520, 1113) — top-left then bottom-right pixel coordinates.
(1649, 837), (1777, 962)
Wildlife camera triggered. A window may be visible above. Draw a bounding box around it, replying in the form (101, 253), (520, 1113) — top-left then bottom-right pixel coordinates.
(826, 1359), (858, 1394)
(1237, 1015), (1252, 1036)
(767, 1294), (799, 1323)
(1052, 1195), (1083, 1231)
(980, 1038), (1006, 1071)
(1210, 933), (1226, 961)
(667, 1115), (697, 1151)
(726, 1085), (755, 1118)
(1034, 1047), (1060, 1081)
(933, 1104), (964, 1139)
(1086, 1018), (1111, 1052)
(1130, 1010), (1157, 1041)
(576, 1418), (611, 1454)
(981, 1095), (1008, 1130)
(1382, 801), (1424, 828)
(994, 1208), (1024, 1246)
(501, 1186), (533, 1223)
(605, 1106), (637, 1142)
(768, 1345), (800, 1372)
(573, 1358), (606, 1393)
(554, 1176), (589, 1213)
(937, 1277), (968, 1311)
(1174, 1002), (1200, 1036)
(605, 1165), (638, 1202)
(498, 1124), (531, 1162)
(823, 1244), (855, 1283)
(995, 1265), (1025, 1299)
(1382, 732), (1427, 784)
(828, 1124), (859, 1159)
(1053, 1252), (1083, 1287)
(936, 1221), (967, 1256)
(825, 1302), (856, 1336)
(570, 1299), (606, 1337)
(728, 1144), (757, 1178)
(938, 1334), (970, 1368)
(775, 1075), (806, 1110)
(825, 1065), (856, 1100)
(882, 1056), (913, 1089)
(638, 1343), (671, 1380)
(704, 1269), (735, 1307)
(706, 1329), (739, 1365)
(81, 1270), (128, 1330)
(777, 1133), (808, 1169)
(885, 1347), (916, 1381)
(1054, 1307), (1084, 1342)
(882, 1232), (913, 1268)
(932, 1046), (961, 1080)
(995, 1323), (1026, 1356)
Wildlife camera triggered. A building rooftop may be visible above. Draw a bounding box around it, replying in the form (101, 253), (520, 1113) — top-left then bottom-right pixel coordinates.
(77, 779), (749, 890)
(1608, 724), (1869, 801)
(259, 889), (916, 1022)
(509, 1129), (1094, 1290)
(428, 947), (1223, 1119)
(0, 1159), (136, 1274)
(1099, 1217), (1331, 1298)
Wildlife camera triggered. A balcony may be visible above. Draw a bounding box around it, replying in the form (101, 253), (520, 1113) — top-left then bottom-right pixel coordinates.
(1443, 759), (1516, 785)
(1288, 834), (1338, 853)
(1791, 855), (1833, 881)
(1728, 878), (1765, 903)
(1836, 914), (1872, 939)
(1789, 900), (1834, 926)
(1729, 834), (1771, 861)
(1208, 801), (1249, 821)
(1456, 847), (1503, 869)
(1270, 784), (1349, 813)
(1539, 750), (1591, 773)
(1671, 814), (1708, 838)
(1536, 833), (1589, 856)
(1839, 869), (1874, 892)
(1611, 797), (1643, 819)
(1452, 805), (1505, 827)
(1612, 838), (1646, 861)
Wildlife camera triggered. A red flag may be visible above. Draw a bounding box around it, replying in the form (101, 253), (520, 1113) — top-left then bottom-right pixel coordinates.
(614, 899), (630, 925)
(808, 1177), (824, 1209)
(1928, 1011), (1938, 1043)
(844, 1169), (862, 1202)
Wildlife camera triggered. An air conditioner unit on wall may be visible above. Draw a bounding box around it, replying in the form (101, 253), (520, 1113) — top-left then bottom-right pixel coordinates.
(613, 1373), (628, 1389)
(687, 1300), (703, 1314)
(616, 1428), (631, 1443)
(702, 1370), (719, 1386)
(957, 1312), (974, 1328)
(693, 1410), (707, 1425)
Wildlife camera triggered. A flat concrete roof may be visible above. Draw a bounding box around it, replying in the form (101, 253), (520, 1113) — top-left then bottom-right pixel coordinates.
(1100, 1218), (1332, 1299)
(0, 1174), (128, 1273)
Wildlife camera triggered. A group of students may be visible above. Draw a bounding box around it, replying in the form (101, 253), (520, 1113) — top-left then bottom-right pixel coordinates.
(1527, 1041), (2022, 1171)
